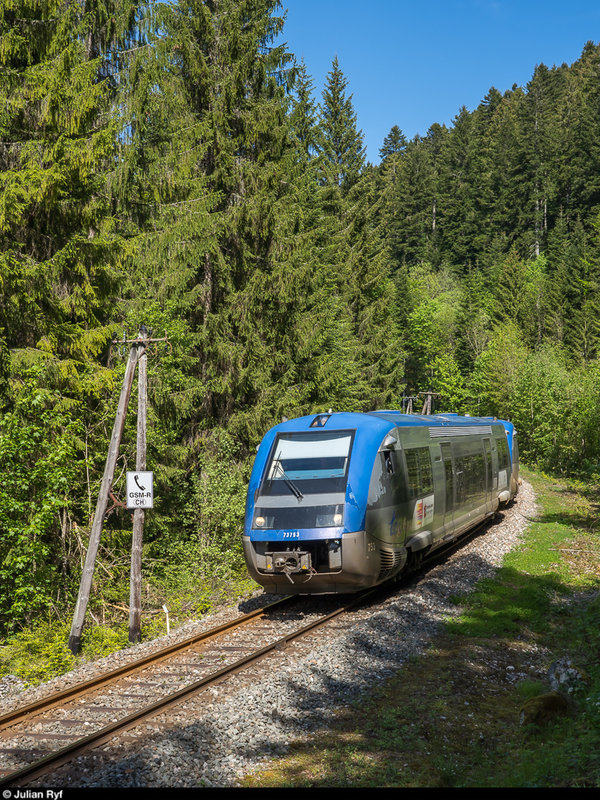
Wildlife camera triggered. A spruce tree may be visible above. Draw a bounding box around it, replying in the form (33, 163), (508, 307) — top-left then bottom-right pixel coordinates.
(382, 124), (448, 269)
(481, 86), (524, 255)
(289, 58), (319, 158)
(316, 56), (366, 193)
(516, 63), (564, 257)
(341, 169), (404, 408)
(0, 0), (142, 384)
(558, 43), (600, 231)
(121, 1), (368, 451)
(0, 0), (148, 630)
(379, 124), (407, 163)
(435, 105), (481, 270)
(376, 124), (408, 269)
(562, 220), (600, 364)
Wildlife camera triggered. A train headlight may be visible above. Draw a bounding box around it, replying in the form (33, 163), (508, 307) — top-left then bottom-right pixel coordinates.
(333, 513), (343, 526)
(255, 516), (265, 527)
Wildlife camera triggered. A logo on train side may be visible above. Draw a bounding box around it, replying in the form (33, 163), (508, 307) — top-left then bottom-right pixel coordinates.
(413, 494), (434, 528)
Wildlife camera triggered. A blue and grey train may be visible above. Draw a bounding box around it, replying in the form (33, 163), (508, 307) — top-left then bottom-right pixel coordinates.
(243, 411), (519, 594)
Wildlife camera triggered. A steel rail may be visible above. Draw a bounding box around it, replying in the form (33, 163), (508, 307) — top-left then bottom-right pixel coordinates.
(1, 588), (378, 788)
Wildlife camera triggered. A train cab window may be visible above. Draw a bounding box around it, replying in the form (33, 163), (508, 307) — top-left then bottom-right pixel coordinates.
(260, 430), (354, 497)
(383, 450), (395, 475)
(405, 447), (434, 499)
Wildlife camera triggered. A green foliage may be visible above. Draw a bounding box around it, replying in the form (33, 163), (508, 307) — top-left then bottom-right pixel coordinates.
(468, 320), (528, 417)
(510, 347), (579, 470)
(0, 0), (133, 362)
(0, 369), (84, 632)
(400, 262), (460, 395)
(78, 623), (131, 661)
(150, 537), (254, 614)
(429, 352), (466, 413)
(182, 429), (248, 559)
(574, 359), (600, 474)
(0, 621), (76, 685)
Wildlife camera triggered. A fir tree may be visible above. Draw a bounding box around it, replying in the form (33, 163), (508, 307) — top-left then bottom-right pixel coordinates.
(121, 1), (367, 450)
(517, 63), (563, 257)
(435, 105), (480, 270)
(385, 125), (447, 269)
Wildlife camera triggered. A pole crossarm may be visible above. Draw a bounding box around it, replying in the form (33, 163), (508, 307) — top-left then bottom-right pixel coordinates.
(113, 336), (168, 344)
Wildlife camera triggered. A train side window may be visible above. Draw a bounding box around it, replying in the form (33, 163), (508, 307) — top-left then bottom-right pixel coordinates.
(467, 452), (485, 498)
(418, 448), (434, 495)
(498, 436), (510, 470)
(455, 456), (466, 504)
(405, 449), (420, 498)
(405, 447), (433, 498)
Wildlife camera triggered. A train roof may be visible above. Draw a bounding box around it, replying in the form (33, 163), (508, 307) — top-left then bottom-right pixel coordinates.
(268, 410), (511, 436)
(370, 411), (513, 430)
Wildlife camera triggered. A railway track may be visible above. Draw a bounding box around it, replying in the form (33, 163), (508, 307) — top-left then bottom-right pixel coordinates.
(0, 512), (500, 788)
(0, 590), (378, 787)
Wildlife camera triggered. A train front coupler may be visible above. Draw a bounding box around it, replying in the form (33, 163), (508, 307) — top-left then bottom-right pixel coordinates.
(267, 548), (313, 582)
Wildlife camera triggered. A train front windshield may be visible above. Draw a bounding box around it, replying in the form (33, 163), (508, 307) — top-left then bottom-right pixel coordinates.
(253, 430), (354, 530)
(262, 431), (353, 495)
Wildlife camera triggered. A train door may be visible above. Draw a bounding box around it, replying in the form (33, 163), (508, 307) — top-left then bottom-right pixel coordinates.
(483, 438), (493, 508)
(441, 442), (454, 529)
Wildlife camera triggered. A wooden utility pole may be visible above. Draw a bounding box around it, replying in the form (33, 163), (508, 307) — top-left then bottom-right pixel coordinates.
(402, 395), (418, 414)
(420, 390), (439, 415)
(129, 329), (147, 643)
(68, 327), (168, 655)
(68, 341), (139, 655)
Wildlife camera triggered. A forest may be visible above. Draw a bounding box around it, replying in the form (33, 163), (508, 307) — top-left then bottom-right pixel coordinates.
(1, 1), (600, 642)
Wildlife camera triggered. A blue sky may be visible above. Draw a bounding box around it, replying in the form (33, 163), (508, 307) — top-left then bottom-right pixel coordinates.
(278, 0), (600, 163)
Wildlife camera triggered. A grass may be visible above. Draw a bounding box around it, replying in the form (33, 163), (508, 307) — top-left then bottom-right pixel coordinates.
(241, 466), (600, 788)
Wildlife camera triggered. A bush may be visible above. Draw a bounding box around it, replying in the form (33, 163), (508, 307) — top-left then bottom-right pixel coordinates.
(0, 621), (75, 685)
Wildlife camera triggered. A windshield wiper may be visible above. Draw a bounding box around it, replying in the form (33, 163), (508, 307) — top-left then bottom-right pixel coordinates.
(272, 454), (304, 500)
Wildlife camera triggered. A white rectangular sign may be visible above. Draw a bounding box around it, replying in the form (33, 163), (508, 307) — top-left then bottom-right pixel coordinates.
(126, 471), (154, 509)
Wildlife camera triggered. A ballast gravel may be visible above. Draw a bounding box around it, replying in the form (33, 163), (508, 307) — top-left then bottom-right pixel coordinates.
(6, 481), (539, 788)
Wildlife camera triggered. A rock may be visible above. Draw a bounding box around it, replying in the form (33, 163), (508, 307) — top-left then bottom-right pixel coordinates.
(519, 692), (571, 727)
(547, 658), (588, 694)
